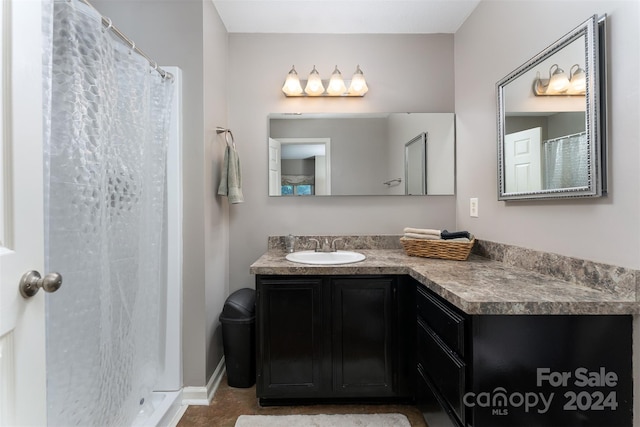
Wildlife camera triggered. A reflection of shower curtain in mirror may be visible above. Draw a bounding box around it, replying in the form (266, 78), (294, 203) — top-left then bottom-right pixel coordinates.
(42, 0), (174, 425)
(543, 132), (588, 189)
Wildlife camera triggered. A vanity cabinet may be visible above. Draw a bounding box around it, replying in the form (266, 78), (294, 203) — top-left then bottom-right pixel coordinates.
(256, 276), (325, 400)
(414, 280), (633, 427)
(255, 275), (415, 405)
(416, 284), (467, 426)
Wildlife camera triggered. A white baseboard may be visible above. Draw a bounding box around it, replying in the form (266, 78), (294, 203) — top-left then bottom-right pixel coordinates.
(181, 356), (226, 406)
(167, 404), (188, 427)
(207, 356), (226, 402)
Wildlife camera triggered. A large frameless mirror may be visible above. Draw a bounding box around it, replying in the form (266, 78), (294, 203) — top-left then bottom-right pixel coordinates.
(497, 14), (607, 201)
(268, 113), (455, 196)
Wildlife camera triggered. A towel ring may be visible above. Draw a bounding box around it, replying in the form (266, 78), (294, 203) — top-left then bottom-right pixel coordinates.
(216, 127), (235, 148)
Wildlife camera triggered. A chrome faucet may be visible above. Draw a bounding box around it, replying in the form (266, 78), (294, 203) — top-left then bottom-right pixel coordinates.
(308, 238), (321, 252)
(308, 238), (343, 252)
(320, 238), (331, 252)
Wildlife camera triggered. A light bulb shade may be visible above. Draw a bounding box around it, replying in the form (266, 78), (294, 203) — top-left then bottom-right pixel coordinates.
(533, 63), (585, 96)
(282, 66), (303, 96)
(570, 64), (586, 92)
(348, 65), (368, 96)
(304, 66), (325, 96)
(327, 66), (347, 96)
(548, 64), (569, 93)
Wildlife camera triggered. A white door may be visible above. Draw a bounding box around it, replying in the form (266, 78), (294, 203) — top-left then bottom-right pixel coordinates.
(314, 155), (328, 195)
(0, 0), (48, 425)
(268, 137), (281, 196)
(504, 127), (542, 193)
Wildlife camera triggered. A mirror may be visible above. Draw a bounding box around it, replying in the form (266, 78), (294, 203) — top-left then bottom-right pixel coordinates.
(268, 113), (455, 196)
(497, 14), (607, 200)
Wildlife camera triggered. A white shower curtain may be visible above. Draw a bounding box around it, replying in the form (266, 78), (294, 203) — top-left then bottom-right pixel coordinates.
(42, 1), (174, 425)
(543, 132), (588, 190)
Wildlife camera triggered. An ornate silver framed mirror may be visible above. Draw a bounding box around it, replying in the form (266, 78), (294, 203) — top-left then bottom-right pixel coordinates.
(497, 14), (607, 201)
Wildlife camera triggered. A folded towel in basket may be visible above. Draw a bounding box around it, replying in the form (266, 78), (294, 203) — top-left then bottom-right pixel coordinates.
(403, 233), (442, 240)
(403, 227), (441, 236)
(446, 237), (471, 242)
(441, 230), (471, 240)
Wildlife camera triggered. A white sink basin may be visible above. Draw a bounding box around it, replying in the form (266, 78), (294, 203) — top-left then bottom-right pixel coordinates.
(285, 250), (366, 265)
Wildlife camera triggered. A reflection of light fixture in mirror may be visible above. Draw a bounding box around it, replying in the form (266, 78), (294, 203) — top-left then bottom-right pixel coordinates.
(304, 65), (325, 96)
(326, 65), (347, 95)
(533, 63), (586, 96)
(570, 64), (586, 92)
(549, 64), (570, 92)
(282, 65), (303, 96)
(282, 65), (368, 97)
(348, 65), (369, 96)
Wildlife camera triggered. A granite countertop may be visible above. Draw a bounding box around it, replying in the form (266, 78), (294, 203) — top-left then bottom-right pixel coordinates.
(250, 248), (639, 315)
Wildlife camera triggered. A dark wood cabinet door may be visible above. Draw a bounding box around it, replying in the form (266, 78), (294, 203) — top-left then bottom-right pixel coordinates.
(331, 277), (396, 397)
(256, 277), (327, 399)
(470, 315), (633, 427)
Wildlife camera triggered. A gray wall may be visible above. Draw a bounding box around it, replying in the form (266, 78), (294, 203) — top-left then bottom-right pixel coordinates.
(456, 2), (640, 417)
(455, 1), (640, 269)
(227, 33), (457, 293)
(203, 0), (230, 384)
(92, 0), (229, 387)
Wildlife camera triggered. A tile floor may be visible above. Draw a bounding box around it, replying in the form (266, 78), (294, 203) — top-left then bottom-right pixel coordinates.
(177, 376), (428, 427)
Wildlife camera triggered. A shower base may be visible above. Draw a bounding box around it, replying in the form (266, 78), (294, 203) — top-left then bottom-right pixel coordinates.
(132, 390), (183, 427)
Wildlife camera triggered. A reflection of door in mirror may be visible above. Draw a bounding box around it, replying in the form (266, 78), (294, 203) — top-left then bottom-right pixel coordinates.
(504, 128), (542, 193)
(271, 138), (331, 196)
(504, 112), (587, 193)
(268, 138), (281, 195)
(404, 133), (427, 195)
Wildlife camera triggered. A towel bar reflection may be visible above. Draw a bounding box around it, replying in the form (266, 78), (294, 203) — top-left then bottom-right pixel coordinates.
(383, 178), (402, 186)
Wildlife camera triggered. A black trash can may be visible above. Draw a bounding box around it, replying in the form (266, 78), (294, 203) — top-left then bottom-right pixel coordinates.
(219, 288), (256, 388)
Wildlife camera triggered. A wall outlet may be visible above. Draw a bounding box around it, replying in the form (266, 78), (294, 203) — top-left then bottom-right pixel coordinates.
(470, 198), (479, 217)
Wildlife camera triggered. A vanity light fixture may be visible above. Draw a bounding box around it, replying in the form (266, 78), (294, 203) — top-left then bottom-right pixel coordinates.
(533, 63), (586, 96)
(348, 65), (369, 96)
(282, 65), (368, 97)
(304, 65), (325, 96)
(282, 65), (303, 96)
(326, 66), (347, 96)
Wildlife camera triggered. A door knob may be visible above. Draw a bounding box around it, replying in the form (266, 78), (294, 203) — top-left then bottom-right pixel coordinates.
(19, 270), (62, 298)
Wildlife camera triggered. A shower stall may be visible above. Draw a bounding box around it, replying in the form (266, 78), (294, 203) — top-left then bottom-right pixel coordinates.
(42, 1), (182, 425)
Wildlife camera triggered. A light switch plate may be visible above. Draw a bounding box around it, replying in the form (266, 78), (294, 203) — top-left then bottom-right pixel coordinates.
(470, 198), (478, 217)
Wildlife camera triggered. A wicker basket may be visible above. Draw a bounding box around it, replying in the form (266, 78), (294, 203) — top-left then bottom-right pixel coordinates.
(400, 237), (475, 261)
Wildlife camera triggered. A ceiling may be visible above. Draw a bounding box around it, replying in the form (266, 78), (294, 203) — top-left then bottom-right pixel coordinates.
(212, 0), (481, 34)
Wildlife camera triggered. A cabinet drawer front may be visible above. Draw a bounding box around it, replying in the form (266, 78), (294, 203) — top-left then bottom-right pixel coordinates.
(417, 365), (461, 427)
(416, 285), (465, 356)
(417, 318), (466, 425)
